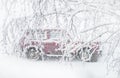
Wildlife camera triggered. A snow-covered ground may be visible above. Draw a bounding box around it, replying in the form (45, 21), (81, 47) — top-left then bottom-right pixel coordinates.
(0, 54), (110, 78)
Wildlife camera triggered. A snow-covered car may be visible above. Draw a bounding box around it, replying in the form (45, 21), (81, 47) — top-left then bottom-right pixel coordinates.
(19, 28), (70, 60)
(18, 28), (102, 61)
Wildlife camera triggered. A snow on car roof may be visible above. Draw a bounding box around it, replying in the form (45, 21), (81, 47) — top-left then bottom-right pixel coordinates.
(25, 28), (67, 33)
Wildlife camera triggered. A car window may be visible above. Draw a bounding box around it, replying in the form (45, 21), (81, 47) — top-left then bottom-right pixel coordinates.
(49, 30), (61, 39)
(40, 31), (47, 39)
(35, 30), (47, 40)
(26, 30), (36, 40)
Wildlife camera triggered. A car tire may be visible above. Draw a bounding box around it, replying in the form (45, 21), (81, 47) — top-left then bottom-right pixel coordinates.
(26, 47), (40, 60)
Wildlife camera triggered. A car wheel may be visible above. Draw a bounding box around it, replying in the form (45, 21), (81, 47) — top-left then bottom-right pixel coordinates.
(77, 49), (90, 62)
(80, 52), (90, 62)
(26, 47), (40, 60)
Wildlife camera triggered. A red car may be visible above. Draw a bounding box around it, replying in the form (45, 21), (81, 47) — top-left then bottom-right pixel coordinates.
(18, 28), (101, 61)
